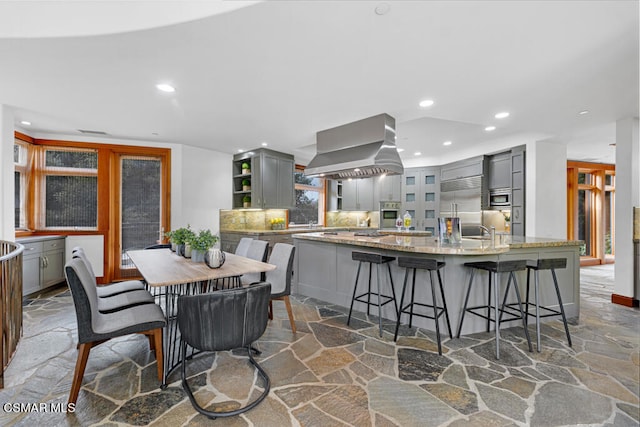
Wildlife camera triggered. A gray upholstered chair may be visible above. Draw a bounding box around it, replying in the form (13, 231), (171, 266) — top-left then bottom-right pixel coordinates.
(264, 243), (296, 333)
(64, 258), (166, 405)
(71, 247), (155, 313)
(72, 247), (146, 297)
(177, 283), (271, 419)
(241, 240), (269, 286)
(234, 237), (253, 257)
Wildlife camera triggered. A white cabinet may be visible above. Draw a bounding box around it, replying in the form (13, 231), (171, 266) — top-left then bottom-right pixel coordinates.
(340, 178), (374, 211)
(401, 167), (440, 233)
(488, 152), (511, 190)
(18, 236), (66, 296)
(232, 149), (294, 209)
(441, 156), (485, 181)
(373, 174), (402, 205)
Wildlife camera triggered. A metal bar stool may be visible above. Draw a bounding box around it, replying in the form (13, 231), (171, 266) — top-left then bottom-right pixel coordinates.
(456, 260), (533, 359)
(393, 257), (452, 355)
(524, 258), (572, 351)
(347, 251), (398, 337)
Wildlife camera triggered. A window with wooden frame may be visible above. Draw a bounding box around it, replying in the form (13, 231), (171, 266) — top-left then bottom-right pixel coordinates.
(13, 137), (30, 230)
(290, 165), (325, 226)
(567, 161), (615, 266)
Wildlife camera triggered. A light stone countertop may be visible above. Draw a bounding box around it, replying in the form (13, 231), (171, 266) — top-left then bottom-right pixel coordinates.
(292, 231), (582, 256)
(219, 227), (433, 236)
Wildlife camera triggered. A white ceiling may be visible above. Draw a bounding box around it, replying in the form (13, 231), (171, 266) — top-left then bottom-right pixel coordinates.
(0, 1), (637, 166)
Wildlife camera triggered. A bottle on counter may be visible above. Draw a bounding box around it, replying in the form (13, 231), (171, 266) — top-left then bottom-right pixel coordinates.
(395, 216), (403, 231)
(403, 211), (412, 231)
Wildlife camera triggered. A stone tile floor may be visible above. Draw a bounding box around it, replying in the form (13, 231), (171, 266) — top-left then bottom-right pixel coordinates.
(1, 264), (638, 426)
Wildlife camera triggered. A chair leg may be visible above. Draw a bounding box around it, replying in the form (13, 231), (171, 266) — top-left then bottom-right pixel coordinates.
(347, 261), (363, 325)
(456, 269), (475, 338)
(146, 333), (155, 351)
(282, 296), (297, 334)
(551, 268), (572, 347)
(152, 328), (164, 381)
(268, 300), (274, 320)
(69, 342), (94, 405)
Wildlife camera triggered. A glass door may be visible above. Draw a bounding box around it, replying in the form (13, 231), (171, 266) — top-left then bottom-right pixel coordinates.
(114, 154), (168, 279)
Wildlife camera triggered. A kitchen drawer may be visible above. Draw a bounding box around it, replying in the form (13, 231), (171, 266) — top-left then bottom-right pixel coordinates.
(22, 241), (43, 254)
(43, 239), (65, 251)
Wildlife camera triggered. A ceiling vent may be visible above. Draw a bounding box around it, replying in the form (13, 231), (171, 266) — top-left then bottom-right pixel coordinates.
(78, 129), (108, 135)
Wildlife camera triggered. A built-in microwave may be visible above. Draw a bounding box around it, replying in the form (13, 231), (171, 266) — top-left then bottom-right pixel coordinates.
(489, 189), (511, 208)
(380, 201), (401, 228)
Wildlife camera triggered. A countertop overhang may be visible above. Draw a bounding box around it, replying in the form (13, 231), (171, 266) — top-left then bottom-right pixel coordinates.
(292, 231), (582, 256)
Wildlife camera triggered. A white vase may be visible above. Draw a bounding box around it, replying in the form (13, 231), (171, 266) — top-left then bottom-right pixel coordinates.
(184, 243), (192, 258)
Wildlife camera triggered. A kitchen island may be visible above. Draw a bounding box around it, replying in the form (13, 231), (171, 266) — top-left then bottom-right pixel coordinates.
(292, 232), (581, 335)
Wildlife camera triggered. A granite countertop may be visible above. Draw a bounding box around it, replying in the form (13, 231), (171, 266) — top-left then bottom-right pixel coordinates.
(220, 228), (433, 236)
(292, 231), (581, 256)
(16, 235), (65, 243)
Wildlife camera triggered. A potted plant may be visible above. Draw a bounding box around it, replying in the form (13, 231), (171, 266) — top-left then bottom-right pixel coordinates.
(188, 229), (219, 262)
(243, 195), (251, 208)
(241, 162), (251, 175)
(164, 230), (175, 251)
(242, 178), (251, 192)
(270, 217), (285, 230)
(172, 225), (195, 257)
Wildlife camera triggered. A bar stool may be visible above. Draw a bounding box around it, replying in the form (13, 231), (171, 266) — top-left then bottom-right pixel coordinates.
(347, 251), (398, 337)
(524, 258), (572, 351)
(393, 257), (452, 355)
(456, 260), (533, 359)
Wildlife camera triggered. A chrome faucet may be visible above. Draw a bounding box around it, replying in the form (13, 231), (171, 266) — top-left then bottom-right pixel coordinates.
(479, 225), (496, 247)
(478, 225), (491, 235)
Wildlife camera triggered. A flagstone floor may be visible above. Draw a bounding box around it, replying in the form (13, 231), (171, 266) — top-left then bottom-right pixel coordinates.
(0, 264), (638, 426)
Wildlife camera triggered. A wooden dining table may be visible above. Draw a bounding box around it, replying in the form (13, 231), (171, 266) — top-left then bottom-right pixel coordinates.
(126, 248), (276, 386)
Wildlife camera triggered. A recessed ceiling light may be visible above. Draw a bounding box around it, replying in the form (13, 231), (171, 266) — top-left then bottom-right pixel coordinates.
(414, 151), (422, 156)
(354, 168), (361, 172)
(237, 149), (244, 153)
(396, 147), (405, 152)
(494, 112), (510, 119)
(485, 126), (496, 131)
(419, 99), (434, 108)
(20, 121), (31, 126)
(156, 83), (176, 93)
(443, 141), (452, 146)
(261, 142), (268, 147)
(579, 110), (589, 115)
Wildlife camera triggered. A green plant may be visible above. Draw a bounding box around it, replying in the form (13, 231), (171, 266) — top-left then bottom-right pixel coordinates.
(242, 162), (250, 170)
(171, 225), (195, 245)
(164, 230), (174, 242)
(243, 195), (251, 203)
(242, 178), (251, 186)
(188, 229), (218, 252)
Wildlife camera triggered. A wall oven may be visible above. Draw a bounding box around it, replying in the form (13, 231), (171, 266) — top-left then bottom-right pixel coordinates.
(380, 201), (401, 228)
(489, 188), (511, 208)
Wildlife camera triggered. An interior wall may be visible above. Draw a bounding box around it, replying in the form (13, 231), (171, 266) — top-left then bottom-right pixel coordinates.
(525, 139), (567, 238)
(614, 117), (639, 300)
(0, 105), (15, 241)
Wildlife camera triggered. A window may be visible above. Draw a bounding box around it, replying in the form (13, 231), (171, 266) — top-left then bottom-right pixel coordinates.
(42, 148), (98, 229)
(290, 167), (325, 225)
(13, 140), (28, 229)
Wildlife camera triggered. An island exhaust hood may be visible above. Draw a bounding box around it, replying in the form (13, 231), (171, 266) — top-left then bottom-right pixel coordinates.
(304, 113), (404, 179)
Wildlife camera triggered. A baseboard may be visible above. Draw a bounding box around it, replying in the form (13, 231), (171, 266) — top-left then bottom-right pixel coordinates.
(611, 293), (639, 307)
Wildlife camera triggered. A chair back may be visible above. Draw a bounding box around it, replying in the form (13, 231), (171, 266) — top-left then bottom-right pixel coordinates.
(71, 248), (98, 286)
(144, 243), (171, 250)
(235, 238), (253, 257)
(64, 258), (101, 343)
(265, 243), (295, 297)
(243, 240), (269, 284)
(177, 283), (271, 352)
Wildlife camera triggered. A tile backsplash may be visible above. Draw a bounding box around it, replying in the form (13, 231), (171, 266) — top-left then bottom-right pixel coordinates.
(220, 209), (288, 231)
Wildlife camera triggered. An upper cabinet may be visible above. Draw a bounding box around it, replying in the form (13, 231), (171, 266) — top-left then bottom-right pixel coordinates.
(488, 152), (511, 190)
(340, 178), (374, 211)
(232, 149), (294, 209)
(401, 167), (440, 233)
(373, 174), (402, 205)
(440, 155), (486, 181)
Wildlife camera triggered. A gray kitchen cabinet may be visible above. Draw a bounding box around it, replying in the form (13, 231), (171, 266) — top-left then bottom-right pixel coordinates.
(18, 236), (66, 296)
(441, 155), (486, 181)
(488, 152), (511, 190)
(232, 148), (294, 209)
(373, 174), (402, 205)
(510, 146), (526, 236)
(401, 167), (440, 233)
(340, 178), (374, 211)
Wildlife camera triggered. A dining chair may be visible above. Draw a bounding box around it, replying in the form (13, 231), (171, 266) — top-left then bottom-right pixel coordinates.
(72, 247), (156, 313)
(240, 239), (269, 286)
(72, 247), (146, 297)
(177, 283), (271, 419)
(264, 243), (296, 333)
(234, 237), (253, 257)
(64, 258), (166, 405)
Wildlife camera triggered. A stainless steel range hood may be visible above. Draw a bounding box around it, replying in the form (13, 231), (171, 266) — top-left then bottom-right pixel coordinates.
(304, 113), (404, 179)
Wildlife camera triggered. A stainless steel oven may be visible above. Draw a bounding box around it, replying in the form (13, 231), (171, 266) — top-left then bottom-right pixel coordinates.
(380, 201), (401, 228)
(489, 188), (511, 208)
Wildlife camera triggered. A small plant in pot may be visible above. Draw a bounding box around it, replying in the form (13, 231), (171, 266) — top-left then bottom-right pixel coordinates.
(242, 178), (251, 192)
(172, 225), (195, 257)
(188, 229), (219, 263)
(243, 195), (251, 208)
(164, 230), (175, 251)
(241, 162), (251, 175)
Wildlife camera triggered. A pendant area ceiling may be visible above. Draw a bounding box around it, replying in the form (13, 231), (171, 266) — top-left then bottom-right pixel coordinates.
(0, 0), (637, 165)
